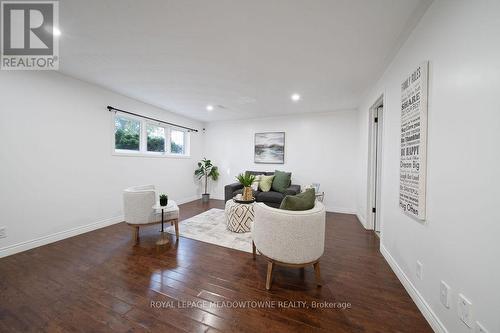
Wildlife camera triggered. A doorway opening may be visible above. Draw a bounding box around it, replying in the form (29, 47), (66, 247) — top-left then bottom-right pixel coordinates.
(367, 95), (384, 235)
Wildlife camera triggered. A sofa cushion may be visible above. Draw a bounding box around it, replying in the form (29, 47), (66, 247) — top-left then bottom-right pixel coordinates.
(259, 175), (274, 192)
(283, 184), (301, 196)
(256, 191), (284, 204)
(272, 170), (292, 193)
(279, 188), (316, 211)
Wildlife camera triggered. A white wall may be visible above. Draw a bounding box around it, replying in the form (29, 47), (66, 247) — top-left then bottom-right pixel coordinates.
(357, 1), (500, 332)
(0, 71), (204, 257)
(204, 111), (359, 213)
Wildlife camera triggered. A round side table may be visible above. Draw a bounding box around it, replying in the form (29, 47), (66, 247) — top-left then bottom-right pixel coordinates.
(225, 199), (255, 233)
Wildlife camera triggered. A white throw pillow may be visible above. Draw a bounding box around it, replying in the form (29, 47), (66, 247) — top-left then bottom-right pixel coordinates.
(251, 174), (264, 191)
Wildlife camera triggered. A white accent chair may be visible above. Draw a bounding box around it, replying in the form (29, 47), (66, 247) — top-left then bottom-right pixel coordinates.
(123, 185), (179, 243)
(252, 201), (326, 290)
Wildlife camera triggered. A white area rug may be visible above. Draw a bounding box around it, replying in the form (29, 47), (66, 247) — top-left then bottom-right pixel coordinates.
(165, 208), (253, 253)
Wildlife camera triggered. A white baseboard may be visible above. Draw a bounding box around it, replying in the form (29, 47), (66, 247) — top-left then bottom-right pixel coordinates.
(0, 215), (124, 258)
(380, 244), (448, 333)
(326, 206), (356, 214)
(176, 195), (201, 205)
(0, 194), (204, 258)
(356, 213), (368, 229)
(210, 194), (225, 201)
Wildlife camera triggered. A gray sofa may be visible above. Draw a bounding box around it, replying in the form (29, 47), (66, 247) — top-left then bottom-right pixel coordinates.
(224, 171), (301, 208)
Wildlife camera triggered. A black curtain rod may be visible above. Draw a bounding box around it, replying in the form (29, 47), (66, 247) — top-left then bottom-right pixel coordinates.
(107, 106), (198, 132)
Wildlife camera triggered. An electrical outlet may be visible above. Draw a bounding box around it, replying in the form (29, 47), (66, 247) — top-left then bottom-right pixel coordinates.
(458, 294), (472, 327)
(475, 322), (489, 333)
(440, 281), (450, 308)
(0, 227), (6, 239)
(416, 261), (423, 280)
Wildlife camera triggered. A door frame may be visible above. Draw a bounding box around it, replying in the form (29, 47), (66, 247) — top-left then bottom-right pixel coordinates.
(366, 94), (384, 232)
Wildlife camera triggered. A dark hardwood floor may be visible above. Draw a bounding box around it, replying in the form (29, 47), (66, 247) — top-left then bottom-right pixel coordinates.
(0, 199), (432, 332)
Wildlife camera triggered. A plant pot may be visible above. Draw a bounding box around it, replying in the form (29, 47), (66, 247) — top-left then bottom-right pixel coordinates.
(201, 193), (210, 203)
(242, 187), (253, 201)
(160, 198), (168, 206)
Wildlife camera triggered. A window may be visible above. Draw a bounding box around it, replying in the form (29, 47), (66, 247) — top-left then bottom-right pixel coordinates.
(170, 129), (185, 155)
(147, 124), (166, 152)
(112, 113), (190, 157)
(114, 115), (140, 151)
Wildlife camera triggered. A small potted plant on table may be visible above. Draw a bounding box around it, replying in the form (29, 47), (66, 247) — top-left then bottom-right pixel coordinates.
(159, 194), (168, 207)
(236, 173), (256, 201)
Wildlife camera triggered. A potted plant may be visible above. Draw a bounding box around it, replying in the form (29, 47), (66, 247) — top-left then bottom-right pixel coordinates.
(236, 173), (256, 201)
(159, 194), (168, 207)
(194, 158), (220, 203)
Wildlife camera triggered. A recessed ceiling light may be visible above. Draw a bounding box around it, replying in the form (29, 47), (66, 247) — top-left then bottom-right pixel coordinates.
(206, 105), (214, 111)
(53, 27), (61, 36)
(291, 94), (301, 102)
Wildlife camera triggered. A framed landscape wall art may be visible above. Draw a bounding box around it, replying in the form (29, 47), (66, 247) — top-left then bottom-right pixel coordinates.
(254, 132), (285, 164)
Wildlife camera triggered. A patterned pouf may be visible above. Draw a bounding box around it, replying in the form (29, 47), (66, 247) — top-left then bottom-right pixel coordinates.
(224, 200), (255, 233)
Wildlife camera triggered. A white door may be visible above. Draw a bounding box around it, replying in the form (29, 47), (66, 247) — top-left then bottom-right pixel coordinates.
(372, 106), (383, 233)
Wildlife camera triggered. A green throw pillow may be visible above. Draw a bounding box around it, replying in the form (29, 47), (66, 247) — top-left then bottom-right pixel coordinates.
(259, 175), (274, 192)
(272, 170), (292, 193)
(279, 188), (316, 211)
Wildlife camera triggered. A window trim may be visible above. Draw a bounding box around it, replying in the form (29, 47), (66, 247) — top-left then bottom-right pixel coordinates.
(111, 112), (191, 158)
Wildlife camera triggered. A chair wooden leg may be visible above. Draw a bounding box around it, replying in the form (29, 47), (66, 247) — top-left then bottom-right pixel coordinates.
(133, 226), (140, 243)
(313, 261), (322, 287)
(174, 219), (179, 240)
(266, 261), (274, 290)
(252, 241), (256, 259)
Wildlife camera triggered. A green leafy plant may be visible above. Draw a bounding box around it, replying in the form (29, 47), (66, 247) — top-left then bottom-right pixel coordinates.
(236, 173), (256, 187)
(115, 129), (140, 150)
(159, 194), (168, 206)
(147, 136), (165, 152)
(194, 158), (220, 194)
(115, 117), (140, 150)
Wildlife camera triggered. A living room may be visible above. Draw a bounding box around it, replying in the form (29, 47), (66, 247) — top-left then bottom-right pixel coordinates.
(0, 0), (498, 332)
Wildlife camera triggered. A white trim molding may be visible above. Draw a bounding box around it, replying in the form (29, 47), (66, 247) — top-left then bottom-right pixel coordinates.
(326, 206), (357, 215)
(380, 243), (448, 333)
(176, 195), (201, 205)
(356, 213), (368, 229)
(0, 215), (124, 258)
(0, 195), (203, 258)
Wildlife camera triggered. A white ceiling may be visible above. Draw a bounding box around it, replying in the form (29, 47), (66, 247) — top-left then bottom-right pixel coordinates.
(59, 0), (431, 122)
